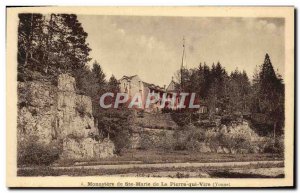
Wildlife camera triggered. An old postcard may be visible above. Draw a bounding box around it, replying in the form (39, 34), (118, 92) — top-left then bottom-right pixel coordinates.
(6, 6), (294, 188)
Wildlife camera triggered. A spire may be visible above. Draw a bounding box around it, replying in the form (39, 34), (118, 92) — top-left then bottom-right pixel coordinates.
(180, 37), (185, 91)
(181, 37), (185, 69)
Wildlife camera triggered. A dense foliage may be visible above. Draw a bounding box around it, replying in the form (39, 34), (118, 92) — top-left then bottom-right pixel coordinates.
(174, 54), (284, 137)
(18, 13), (91, 82)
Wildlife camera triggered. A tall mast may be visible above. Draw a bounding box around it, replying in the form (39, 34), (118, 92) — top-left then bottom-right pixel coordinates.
(180, 37), (185, 91)
(181, 37), (185, 70)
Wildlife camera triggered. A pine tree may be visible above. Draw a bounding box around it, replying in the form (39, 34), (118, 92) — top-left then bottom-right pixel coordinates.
(207, 62), (228, 114)
(227, 69), (251, 114)
(92, 60), (106, 86)
(17, 13), (45, 81)
(251, 53), (285, 137)
(107, 75), (119, 93)
(17, 13), (92, 81)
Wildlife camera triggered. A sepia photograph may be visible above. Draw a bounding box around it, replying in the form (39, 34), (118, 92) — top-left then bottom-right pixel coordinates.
(6, 6), (294, 188)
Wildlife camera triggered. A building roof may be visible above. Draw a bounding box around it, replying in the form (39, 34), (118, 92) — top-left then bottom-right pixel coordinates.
(166, 80), (177, 92)
(119, 75), (138, 81)
(120, 75), (170, 93)
(142, 81), (165, 92)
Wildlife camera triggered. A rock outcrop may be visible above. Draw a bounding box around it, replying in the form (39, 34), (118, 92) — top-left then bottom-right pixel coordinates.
(129, 116), (264, 154)
(203, 121), (265, 154)
(17, 74), (115, 161)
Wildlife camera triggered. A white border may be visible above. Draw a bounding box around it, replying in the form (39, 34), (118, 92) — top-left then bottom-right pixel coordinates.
(1, 1), (298, 193)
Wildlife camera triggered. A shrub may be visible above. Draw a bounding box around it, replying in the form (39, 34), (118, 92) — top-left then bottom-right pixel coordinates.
(263, 136), (284, 154)
(18, 85), (32, 108)
(17, 135), (61, 166)
(31, 108), (38, 116)
(174, 140), (188, 151)
(185, 129), (206, 151)
(171, 125), (206, 151)
(112, 130), (130, 155)
(75, 102), (87, 118)
(173, 129), (188, 150)
(159, 136), (176, 151)
(140, 133), (154, 150)
(170, 111), (191, 127)
(66, 133), (85, 143)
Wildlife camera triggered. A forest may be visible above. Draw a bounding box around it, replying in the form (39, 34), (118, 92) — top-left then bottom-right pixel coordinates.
(173, 56), (284, 136)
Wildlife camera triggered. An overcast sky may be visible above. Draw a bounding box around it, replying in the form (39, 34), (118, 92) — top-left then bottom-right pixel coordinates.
(78, 15), (284, 86)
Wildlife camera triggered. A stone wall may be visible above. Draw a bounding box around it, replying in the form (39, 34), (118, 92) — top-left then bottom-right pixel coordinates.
(130, 127), (175, 149)
(129, 117), (264, 154)
(129, 112), (177, 149)
(17, 74), (115, 161)
(133, 112), (178, 129)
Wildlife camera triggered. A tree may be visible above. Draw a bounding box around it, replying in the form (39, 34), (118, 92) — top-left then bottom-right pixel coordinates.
(45, 14), (91, 74)
(227, 69), (251, 114)
(207, 62), (228, 114)
(17, 13), (46, 81)
(98, 107), (133, 153)
(105, 75), (120, 108)
(251, 54), (285, 137)
(107, 75), (119, 93)
(92, 60), (106, 86)
(17, 13), (92, 81)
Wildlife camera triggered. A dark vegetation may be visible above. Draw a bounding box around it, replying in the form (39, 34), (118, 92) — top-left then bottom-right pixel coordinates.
(17, 135), (62, 166)
(169, 56), (284, 138)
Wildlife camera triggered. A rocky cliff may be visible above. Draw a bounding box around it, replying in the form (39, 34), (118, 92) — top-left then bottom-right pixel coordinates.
(17, 74), (114, 163)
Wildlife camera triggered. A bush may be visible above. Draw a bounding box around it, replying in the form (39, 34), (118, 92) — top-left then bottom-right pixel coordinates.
(75, 102), (87, 118)
(18, 135), (61, 166)
(263, 136), (284, 154)
(222, 134), (250, 149)
(140, 133), (154, 150)
(170, 110), (191, 127)
(159, 137), (176, 151)
(174, 140), (188, 151)
(18, 85), (32, 108)
(172, 125), (206, 151)
(185, 129), (206, 151)
(205, 132), (223, 152)
(67, 133), (84, 143)
(112, 130), (130, 155)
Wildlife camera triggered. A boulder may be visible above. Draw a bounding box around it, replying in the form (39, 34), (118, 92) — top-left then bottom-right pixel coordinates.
(94, 139), (115, 158)
(230, 148), (237, 154)
(61, 137), (94, 159)
(198, 142), (211, 153)
(223, 147), (231, 154)
(58, 73), (76, 92)
(217, 146), (224, 153)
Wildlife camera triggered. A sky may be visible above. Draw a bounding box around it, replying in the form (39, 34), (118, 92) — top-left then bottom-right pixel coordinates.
(78, 15), (285, 86)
